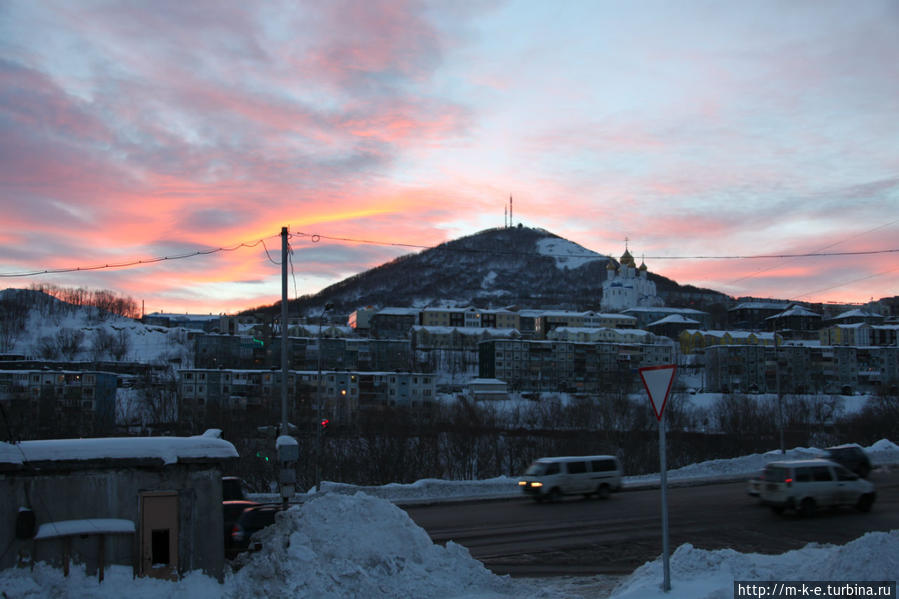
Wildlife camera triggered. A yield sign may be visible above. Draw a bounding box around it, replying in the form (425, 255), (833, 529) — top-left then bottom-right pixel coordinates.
(639, 364), (677, 422)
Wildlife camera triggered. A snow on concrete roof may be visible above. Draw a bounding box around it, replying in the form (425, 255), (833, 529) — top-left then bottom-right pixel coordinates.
(648, 314), (700, 326)
(35, 518), (136, 540)
(623, 307), (707, 315)
(412, 325), (518, 335)
(1, 433), (238, 467)
(375, 307), (420, 316)
(768, 305), (821, 318)
(729, 301), (790, 311)
(833, 308), (884, 320)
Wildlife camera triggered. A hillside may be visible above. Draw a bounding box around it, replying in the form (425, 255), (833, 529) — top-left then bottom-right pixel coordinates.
(0, 288), (192, 365)
(271, 226), (730, 316)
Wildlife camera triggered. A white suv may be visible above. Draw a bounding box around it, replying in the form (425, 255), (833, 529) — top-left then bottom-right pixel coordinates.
(760, 459), (876, 516)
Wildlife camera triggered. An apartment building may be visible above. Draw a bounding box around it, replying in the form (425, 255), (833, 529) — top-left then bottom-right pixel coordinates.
(0, 370), (117, 438)
(178, 368), (436, 429)
(478, 338), (675, 394)
(703, 344), (899, 395)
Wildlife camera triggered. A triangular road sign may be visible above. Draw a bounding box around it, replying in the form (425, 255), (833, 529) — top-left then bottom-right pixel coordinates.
(639, 364), (677, 422)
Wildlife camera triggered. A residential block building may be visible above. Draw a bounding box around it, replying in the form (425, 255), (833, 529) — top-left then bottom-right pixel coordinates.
(0, 370), (117, 438)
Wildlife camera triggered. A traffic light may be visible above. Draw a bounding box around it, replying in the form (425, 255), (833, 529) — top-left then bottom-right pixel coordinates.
(320, 418), (329, 432)
(255, 451), (270, 462)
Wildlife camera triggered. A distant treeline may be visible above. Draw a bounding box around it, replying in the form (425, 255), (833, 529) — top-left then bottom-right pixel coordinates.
(28, 284), (140, 319)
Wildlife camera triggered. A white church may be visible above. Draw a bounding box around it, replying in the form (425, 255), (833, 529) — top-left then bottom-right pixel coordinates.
(600, 245), (665, 312)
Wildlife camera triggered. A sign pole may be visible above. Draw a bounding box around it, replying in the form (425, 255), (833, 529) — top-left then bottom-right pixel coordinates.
(639, 364), (677, 594)
(659, 408), (670, 592)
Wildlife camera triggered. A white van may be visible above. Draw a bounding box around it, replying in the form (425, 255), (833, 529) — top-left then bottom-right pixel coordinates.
(519, 455), (622, 502)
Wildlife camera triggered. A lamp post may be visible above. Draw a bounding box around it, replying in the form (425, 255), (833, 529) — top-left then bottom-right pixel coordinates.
(314, 302), (333, 492)
(775, 325), (784, 454)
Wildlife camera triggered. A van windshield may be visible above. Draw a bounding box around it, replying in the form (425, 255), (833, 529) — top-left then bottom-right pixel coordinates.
(525, 462), (548, 476)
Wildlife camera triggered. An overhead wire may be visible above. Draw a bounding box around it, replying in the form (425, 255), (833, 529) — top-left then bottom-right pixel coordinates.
(729, 218), (899, 285)
(0, 236), (281, 277)
(0, 228), (894, 302)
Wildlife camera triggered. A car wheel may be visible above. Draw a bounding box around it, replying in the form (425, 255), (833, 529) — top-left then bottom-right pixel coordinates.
(799, 498), (816, 517)
(596, 484), (611, 500)
(856, 493), (874, 513)
(548, 487), (562, 503)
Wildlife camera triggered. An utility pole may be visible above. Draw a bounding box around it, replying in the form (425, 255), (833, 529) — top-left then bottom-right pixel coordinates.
(276, 227), (298, 507)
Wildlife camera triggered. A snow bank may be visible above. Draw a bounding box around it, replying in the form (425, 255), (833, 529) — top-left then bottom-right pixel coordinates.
(229, 492), (523, 599)
(0, 565), (222, 599)
(273, 439), (899, 505)
(609, 531), (899, 599)
(1, 492), (897, 598)
(318, 476), (519, 504)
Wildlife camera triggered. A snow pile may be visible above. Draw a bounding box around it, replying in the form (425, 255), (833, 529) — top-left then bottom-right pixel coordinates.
(228, 492), (524, 599)
(0, 565), (223, 599)
(868, 439), (899, 465)
(609, 531), (899, 599)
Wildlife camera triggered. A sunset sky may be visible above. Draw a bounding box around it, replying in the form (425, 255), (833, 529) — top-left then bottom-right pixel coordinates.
(2, 0), (897, 315)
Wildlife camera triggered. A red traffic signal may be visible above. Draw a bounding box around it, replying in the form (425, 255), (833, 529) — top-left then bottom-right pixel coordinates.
(320, 418), (329, 429)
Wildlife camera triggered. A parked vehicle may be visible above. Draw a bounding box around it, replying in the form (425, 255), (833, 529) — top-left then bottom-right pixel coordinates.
(760, 459), (876, 516)
(223, 500), (260, 558)
(230, 504), (283, 556)
(825, 444), (872, 478)
(222, 476), (248, 501)
(519, 455), (622, 502)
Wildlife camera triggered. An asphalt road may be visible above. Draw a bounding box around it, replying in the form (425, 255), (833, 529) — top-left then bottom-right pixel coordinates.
(403, 467), (899, 577)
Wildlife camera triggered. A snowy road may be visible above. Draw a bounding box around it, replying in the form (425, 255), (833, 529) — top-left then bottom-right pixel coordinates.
(405, 467), (899, 576)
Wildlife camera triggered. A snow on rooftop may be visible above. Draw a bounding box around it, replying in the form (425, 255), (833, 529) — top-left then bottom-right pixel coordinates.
(647, 315), (700, 326)
(3, 434), (238, 466)
(34, 519), (135, 540)
(769, 305), (821, 318)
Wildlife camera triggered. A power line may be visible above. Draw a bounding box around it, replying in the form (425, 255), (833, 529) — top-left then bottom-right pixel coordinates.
(729, 219), (899, 285)
(289, 230), (899, 261)
(0, 236), (280, 278)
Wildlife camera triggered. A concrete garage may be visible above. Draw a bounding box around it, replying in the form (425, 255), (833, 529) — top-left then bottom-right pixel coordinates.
(0, 431), (238, 581)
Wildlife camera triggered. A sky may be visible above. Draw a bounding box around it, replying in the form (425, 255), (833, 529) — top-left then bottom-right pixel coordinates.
(1, 0), (897, 314)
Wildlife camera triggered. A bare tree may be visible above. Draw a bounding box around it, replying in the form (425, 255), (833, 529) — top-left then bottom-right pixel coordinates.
(57, 328), (85, 360)
(111, 328), (130, 361)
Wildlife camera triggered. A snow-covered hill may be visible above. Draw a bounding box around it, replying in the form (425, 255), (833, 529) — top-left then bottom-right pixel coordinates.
(1, 288), (193, 367)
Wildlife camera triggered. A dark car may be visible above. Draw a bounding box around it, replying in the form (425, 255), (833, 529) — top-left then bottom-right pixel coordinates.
(223, 500), (260, 557)
(825, 444), (872, 478)
(222, 476), (248, 501)
(230, 504), (283, 557)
